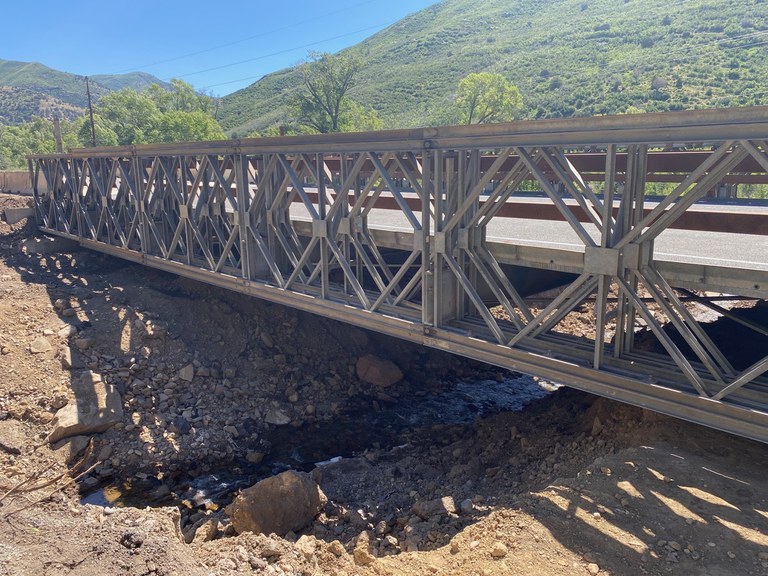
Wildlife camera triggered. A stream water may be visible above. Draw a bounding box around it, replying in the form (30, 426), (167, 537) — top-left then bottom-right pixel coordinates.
(81, 374), (558, 509)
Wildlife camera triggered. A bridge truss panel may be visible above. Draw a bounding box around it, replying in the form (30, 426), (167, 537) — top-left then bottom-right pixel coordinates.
(29, 106), (768, 443)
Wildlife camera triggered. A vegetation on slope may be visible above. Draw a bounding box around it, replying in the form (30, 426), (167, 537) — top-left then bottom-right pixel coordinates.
(0, 80), (223, 169)
(90, 72), (171, 92)
(218, 0), (768, 135)
(0, 58), (168, 125)
(0, 86), (84, 125)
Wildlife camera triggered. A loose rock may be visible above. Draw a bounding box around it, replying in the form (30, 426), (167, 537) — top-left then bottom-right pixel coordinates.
(191, 518), (220, 545)
(73, 337), (94, 351)
(491, 541), (508, 558)
(328, 540), (345, 557)
(412, 496), (457, 520)
(58, 325), (78, 338)
(265, 408), (291, 426)
(179, 364), (195, 382)
(48, 371), (124, 443)
(61, 346), (84, 370)
(144, 321), (167, 339)
(356, 354), (403, 388)
(226, 470), (327, 536)
(30, 336), (52, 354)
(353, 546), (376, 566)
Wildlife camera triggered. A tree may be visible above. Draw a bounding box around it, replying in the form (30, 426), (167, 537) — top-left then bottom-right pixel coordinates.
(146, 78), (215, 114)
(81, 80), (224, 146)
(154, 110), (225, 142)
(0, 80), (225, 166)
(455, 72), (523, 124)
(290, 52), (362, 133)
(78, 116), (119, 147)
(95, 89), (160, 145)
(0, 124), (18, 169)
(339, 100), (384, 132)
(257, 101), (383, 136)
(0, 117), (62, 168)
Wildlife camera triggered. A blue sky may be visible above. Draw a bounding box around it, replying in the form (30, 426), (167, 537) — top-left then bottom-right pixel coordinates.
(3, 1), (436, 95)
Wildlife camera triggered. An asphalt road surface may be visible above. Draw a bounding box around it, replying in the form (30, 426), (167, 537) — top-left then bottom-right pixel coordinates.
(290, 201), (768, 271)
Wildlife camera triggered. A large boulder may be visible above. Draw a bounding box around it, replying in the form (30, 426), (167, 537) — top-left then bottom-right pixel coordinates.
(48, 371), (124, 443)
(355, 354), (403, 388)
(226, 470), (327, 536)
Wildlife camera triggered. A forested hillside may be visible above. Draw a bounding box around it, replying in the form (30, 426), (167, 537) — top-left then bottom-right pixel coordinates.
(90, 71), (169, 92)
(219, 0), (768, 135)
(0, 79), (223, 170)
(0, 58), (168, 124)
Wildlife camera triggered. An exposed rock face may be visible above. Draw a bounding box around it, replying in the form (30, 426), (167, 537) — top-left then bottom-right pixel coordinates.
(226, 470), (327, 536)
(48, 371), (124, 443)
(355, 354), (403, 388)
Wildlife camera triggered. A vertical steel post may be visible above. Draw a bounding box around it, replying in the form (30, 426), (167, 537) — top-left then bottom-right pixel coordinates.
(235, 152), (252, 281)
(594, 144), (616, 368)
(421, 149), (432, 327)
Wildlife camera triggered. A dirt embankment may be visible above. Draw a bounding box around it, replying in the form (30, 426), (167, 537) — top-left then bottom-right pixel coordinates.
(1, 192), (768, 576)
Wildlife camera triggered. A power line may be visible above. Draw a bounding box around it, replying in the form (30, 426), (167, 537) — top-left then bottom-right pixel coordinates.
(174, 20), (397, 88)
(153, 1), (768, 106)
(114, 0), (378, 74)
(197, 6), (768, 92)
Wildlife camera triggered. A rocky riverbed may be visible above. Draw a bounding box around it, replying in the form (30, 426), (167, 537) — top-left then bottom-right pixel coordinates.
(2, 192), (768, 576)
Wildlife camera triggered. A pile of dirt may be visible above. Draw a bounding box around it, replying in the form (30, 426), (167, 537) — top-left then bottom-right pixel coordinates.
(1, 191), (767, 576)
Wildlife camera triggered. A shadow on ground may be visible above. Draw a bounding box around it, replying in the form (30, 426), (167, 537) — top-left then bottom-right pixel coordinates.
(2, 196), (767, 575)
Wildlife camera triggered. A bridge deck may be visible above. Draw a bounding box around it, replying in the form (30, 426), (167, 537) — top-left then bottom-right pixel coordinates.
(29, 106), (768, 443)
(290, 204), (768, 297)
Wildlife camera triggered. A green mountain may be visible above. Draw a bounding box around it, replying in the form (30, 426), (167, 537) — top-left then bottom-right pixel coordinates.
(0, 58), (169, 125)
(218, 0), (768, 135)
(90, 71), (169, 92)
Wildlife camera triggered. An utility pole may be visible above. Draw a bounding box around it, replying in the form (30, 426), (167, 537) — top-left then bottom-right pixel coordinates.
(52, 115), (63, 153)
(85, 76), (97, 147)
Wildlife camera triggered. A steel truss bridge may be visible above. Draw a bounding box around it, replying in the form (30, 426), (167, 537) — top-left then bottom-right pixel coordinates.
(29, 107), (768, 442)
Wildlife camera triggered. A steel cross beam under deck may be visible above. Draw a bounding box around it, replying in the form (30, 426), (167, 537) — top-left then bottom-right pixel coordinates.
(29, 106), (768, 443)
